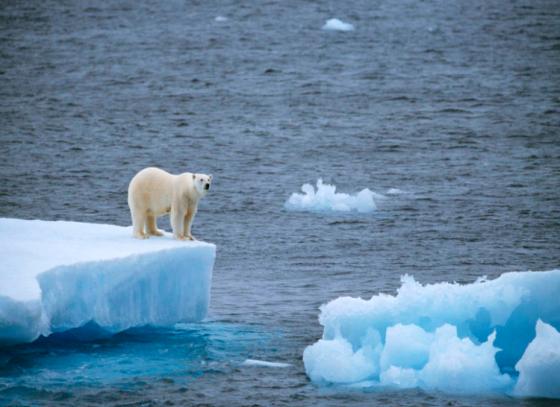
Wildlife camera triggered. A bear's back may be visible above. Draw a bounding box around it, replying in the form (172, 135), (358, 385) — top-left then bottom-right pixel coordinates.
(128, 167), (176, 206)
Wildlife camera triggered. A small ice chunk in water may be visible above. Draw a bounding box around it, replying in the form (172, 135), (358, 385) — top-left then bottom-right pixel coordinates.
(284, 179), (382, 213)
(322, 18), (355, 32)
(215, 16), (228, 22)
(242, 359), (291, 368)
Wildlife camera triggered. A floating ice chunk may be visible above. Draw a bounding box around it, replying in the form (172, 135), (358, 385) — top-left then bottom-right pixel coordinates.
(215, 16), (228, 22)
(0, 218), (215, 345)
(386, 188), (405, 195)
(304, 270), (560, 398)
(242, 359), (291, 368)
(514, 320), (560, 399)
(322, 18), (355, 32)
(284, 179), (382, 213)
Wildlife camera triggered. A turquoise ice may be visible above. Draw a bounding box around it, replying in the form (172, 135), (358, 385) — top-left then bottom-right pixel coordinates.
(304, 270), (560, 398)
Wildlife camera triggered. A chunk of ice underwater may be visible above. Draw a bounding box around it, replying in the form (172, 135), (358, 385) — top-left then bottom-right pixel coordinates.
(0, 218), (215, 346)
(304, 270), (560, 398)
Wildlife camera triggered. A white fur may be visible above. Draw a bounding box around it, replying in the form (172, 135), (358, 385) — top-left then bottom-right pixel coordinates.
(127, 167), (212, 240)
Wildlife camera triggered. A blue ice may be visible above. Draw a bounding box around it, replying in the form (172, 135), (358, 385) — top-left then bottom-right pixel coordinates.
(304, 270), (560, 398)
(0, 218), (215, 346)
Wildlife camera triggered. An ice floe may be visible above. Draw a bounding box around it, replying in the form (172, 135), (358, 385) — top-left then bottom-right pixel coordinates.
(0, 218), (215, 345)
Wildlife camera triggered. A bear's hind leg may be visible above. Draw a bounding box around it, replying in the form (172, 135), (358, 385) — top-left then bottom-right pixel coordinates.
(132, 210), (148, 239)
(147, 215), (164, 236)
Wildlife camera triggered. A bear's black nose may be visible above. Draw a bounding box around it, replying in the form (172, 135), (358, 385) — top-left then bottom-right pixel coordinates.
(205, 183), (210, 190)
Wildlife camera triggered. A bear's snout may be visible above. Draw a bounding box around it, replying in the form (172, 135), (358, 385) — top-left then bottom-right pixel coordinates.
(205, 183), (210, 190)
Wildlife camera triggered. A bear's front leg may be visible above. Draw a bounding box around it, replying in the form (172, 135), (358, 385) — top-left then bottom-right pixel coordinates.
(184, 204), (198, 240)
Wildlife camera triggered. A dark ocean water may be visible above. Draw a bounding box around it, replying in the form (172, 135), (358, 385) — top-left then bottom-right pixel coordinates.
(1, 0), (559, 405)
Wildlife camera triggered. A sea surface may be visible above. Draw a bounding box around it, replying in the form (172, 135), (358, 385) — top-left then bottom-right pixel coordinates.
(1, 0), (559, 405)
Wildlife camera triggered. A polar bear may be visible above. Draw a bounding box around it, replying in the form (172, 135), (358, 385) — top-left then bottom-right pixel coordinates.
(127, 167), (212, 240)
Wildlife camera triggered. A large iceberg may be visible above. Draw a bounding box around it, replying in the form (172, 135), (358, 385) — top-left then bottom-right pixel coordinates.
(285, 179), (383, 213)
(0, 218), (215, 346)
(304, 270), (560, 398)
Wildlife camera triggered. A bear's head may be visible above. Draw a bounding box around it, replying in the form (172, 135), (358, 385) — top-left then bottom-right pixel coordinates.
(192, 173), (212, 196)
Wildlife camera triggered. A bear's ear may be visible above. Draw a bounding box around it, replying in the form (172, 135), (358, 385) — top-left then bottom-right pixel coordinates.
(192, 174), (196, 180)
(209, 174), (213, 180)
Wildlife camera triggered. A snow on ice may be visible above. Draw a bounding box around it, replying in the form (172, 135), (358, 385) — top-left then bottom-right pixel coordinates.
(0, 218), (215, 345)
